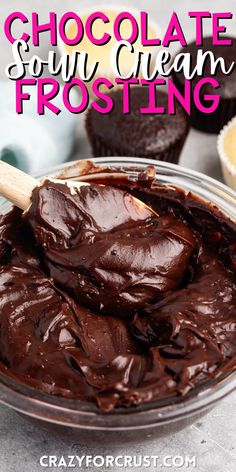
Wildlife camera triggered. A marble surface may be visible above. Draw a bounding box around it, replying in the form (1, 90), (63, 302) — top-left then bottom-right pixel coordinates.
(0, 1), (236, 471)
(0, 392), (236, 472)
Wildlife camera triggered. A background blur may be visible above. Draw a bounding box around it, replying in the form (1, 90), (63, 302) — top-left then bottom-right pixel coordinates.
(0, 0), (235, 177)
(1, 0), (236, 71)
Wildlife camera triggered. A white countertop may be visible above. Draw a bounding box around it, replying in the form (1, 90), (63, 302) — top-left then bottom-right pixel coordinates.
(0, 1), (236, 471)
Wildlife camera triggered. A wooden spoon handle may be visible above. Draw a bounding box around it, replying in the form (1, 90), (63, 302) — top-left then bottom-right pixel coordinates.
(0, 161), (37, 210)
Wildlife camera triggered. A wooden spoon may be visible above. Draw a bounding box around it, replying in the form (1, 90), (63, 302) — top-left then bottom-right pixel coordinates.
(0, 161), (158, 217)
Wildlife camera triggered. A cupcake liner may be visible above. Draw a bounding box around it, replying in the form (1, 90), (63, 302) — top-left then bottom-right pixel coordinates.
(86, 111), (189, 164)
(172, 73), (236, 135)
(217, 116), (236, 190)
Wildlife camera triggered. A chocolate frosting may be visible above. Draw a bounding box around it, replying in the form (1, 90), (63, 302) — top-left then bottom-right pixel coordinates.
(0, 169), (236, 412)
(26, 181), (197, 317)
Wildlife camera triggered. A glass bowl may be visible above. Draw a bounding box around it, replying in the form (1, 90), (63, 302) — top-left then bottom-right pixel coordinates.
(0, 156), (235, 442)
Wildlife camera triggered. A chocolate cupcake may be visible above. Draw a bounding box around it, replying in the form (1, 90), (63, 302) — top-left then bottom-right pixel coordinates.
(172, 36), (236, 134)
(86, 88), (189, 164)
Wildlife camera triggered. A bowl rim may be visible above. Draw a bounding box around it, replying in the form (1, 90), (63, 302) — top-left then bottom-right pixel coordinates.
(35, 156), (236, 205)
(0, 367), (235, 430)
(0, 156), (236, 430)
